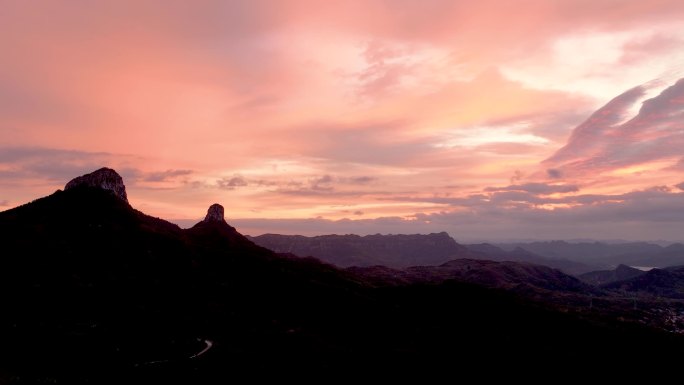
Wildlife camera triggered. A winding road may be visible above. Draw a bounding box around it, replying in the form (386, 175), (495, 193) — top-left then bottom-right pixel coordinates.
(189, 339), (213, 359)
(136, 338), (214, 367)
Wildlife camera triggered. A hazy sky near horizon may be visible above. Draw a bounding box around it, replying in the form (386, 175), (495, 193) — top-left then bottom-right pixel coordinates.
(2, 0), (684, 241)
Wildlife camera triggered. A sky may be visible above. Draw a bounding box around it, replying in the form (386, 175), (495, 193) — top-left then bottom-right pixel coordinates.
(2, 0), (684, 241)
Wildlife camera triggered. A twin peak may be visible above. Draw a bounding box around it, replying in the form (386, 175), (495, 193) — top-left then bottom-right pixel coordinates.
(65, 167), (226, 223)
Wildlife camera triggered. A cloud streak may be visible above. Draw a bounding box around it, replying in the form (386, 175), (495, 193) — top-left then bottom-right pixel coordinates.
(484, 183), (579, 195)
(143, 169), (193, 182)
(544, 78), (684, 177)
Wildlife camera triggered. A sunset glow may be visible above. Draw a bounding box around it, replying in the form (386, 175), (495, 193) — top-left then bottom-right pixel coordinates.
(3, 0), (684, 240)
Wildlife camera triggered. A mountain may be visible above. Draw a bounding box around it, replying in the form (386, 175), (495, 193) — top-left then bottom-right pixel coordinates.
(0, 168), (363, 382)
(495, 240), (684, 269)
(496, 240), (663, 263)
(465, 243), (599, 275)
(0, 170), (194, 382)
(578, 264), (646, 286)
(249, 233), (598, 274)
(248, 232), (473, 268)
(599, 243), (684, 268)
(603, 266), (684, 299)
(2, 168), (684, 382)
(349, 258), (596, 295)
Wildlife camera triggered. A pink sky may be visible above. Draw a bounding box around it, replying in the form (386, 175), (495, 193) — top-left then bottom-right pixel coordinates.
(2, 0), (684, 241)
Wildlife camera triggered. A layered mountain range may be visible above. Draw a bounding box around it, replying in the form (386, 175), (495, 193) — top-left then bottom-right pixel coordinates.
(249, 233), (596, 274)
(251, 234), (684, 273)
(1, 168), (684, 383)
(497, 240), (684, 268)
(247, 232), (471, 268)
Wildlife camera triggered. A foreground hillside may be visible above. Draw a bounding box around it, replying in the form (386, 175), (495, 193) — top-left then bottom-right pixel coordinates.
(1, 168), (683, 382)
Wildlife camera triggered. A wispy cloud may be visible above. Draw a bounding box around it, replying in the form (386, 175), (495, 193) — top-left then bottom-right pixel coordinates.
(484, 183), (579, 195)
(0, 146), (125, 183)
(143, 169), (193, 182)
(344, 176), (377, 184)
(544, 78), (684, 177)
(217, 175), (249, 190)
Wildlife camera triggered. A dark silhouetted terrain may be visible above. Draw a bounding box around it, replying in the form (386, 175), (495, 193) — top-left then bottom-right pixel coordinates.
(2, 169), (684, 383)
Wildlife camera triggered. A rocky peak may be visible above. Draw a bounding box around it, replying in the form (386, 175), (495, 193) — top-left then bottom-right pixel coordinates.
(65, 167), (128, 203)
(204, 203), (225, 223)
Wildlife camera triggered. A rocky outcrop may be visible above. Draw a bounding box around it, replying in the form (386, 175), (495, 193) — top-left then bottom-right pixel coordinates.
(65, 167), (128, 203)
(204, 203), (225, 223)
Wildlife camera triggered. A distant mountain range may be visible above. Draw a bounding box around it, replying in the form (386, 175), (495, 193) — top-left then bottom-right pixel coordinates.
(250, 235), (684, 274)
(2, 168), (684, 382)
(602, 266), (684, 299)
(497, 240), (684, 268)
(249, 233), (598, 274)
(247, 232), (472, 268)
(464, 243), (597, 274)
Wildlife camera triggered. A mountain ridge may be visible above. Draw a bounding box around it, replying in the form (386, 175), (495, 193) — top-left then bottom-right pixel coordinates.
(2, 168), (684, 381)
(248, 231), (473, 268)
(249, 233), (599, 274)
(578, 264), (646, 286)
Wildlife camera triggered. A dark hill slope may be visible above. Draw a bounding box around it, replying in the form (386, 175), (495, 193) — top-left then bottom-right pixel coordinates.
(0, 176), (368, 382)
(0, 187), (195, 380)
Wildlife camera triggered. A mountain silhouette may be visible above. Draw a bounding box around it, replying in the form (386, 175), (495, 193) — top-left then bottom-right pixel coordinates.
(349, 258), (596, 294)
(1, 168), (683, 382)
(0, 168), (361, 382)
(497, 240), (684, 269)
(603, 266), (684, 298)
(465, 243), (598, 274)
(579, 264), (646, 286)
(248, 232), (473, 267)
(249, 233), (599, 274)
